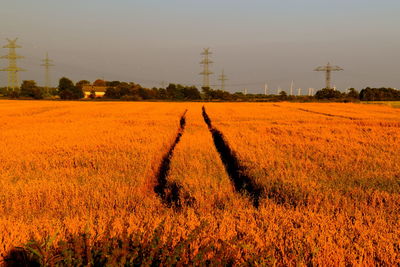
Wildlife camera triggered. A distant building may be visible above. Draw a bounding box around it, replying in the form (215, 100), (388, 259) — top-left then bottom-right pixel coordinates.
(82, 85), (107, 98)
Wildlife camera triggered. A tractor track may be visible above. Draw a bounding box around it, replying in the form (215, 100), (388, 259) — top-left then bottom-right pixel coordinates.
(297, 108), (359, 120)
(154, 109), (190, 209)
(202, 106), (264, 208)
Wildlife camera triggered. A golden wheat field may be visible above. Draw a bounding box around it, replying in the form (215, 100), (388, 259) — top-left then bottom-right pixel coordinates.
(0, 100), (399, 265)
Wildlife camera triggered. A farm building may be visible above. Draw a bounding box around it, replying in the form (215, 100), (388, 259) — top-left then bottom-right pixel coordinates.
(82, 85), (107, 98)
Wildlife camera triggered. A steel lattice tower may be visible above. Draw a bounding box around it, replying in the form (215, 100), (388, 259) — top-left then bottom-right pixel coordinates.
(1, 38), (25, 90)
(314, 62), (343, 89)
(41, 53), (54, 92)
(200, 48), (213, 88)
(218, 70), (228, 90)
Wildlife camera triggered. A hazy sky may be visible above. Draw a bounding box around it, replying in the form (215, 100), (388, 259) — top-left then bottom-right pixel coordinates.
(1, 0), (399, 93)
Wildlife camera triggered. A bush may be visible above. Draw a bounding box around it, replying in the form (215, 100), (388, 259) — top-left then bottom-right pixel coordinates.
(58, 77), (84, 100)
(315, 88), (343, 100)
(359, 87), (400, 101)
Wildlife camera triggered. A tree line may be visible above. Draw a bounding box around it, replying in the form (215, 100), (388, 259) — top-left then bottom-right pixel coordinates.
(314, 87), (400, 101)
(0, 77), (399, 102)
(104, 81), (202, 101)
(359, 87), (400, 101)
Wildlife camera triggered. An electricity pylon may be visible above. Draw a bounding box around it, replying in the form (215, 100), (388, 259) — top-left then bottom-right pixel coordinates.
(200, 48), (213, 88)
(41, 53), (54, 92)
(218, 70), (228, 90)
(264, 83), (269, 95)
(1, 38), (25, 91)
(308, 88), (314, 96)
(298, 88), (302, 96)
(314, 62), (343, 90)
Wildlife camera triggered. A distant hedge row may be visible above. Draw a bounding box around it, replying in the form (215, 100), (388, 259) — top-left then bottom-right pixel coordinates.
(1, 77), (399, 102)
(359, 87), (400, 101)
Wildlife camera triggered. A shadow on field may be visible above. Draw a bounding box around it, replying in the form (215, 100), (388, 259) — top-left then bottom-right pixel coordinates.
(154, 110), (195, 209)
(202, 106), (264, 208)
(2, 222), (248, 266)
(3, 248), (41, 267)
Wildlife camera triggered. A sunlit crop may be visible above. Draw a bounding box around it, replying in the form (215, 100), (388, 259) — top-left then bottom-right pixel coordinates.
(0, 101), (399, 265)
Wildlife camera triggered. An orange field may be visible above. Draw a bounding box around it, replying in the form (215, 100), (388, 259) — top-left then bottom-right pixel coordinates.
(0, 100), (399, 265)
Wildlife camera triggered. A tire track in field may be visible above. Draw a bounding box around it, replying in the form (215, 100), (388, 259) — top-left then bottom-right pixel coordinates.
(154, 110), (190, 209)
(297, 108), (360, 120)
(202, 106), (264, 208)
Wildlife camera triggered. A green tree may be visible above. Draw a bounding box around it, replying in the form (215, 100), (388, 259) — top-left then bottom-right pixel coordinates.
(150, 87), (160, 99)
(76, 80), (90, 88)
(315, 88), (342, 100)
(359, 87), (400, 101)
(158, 88), (168, 99)
(202, 87), (212, 100)
(279, 90), (288, 100)
(0, 87), (8, 96)
(346, 88), (359, 99)
(166, 84), (184, 100)
(58, 77), (83, 100)
(93, 79), (106, 87)
(104, 87), (120, 99)
(20, 80), (43, 99)
(106, 81), (121, 87)
(182, 86), (201, 100)
(72, 85), (84, 99)
(118, 83), (131, 97)
(138, 87), (152, 100)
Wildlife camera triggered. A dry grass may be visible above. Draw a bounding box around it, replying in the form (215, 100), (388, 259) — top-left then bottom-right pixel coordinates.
(0, 101), (399, 265)
(207, 102), (400, 264)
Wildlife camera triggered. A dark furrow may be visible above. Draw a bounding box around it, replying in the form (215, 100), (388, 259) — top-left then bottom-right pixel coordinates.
(202, 106), (264, 208)
(297, 108), (359, 120)
(154, 110), (189, 209)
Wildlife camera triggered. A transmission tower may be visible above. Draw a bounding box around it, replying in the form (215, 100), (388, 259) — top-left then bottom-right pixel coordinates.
(200, 48), (213, 88)
(298, 88), (302, 96)
(264, 83), (269, 95)
(1, 38), (25, 90)
(218, 70), (228, 90)
(41, 53), (54, 92)
(314, 62), (343, 90)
